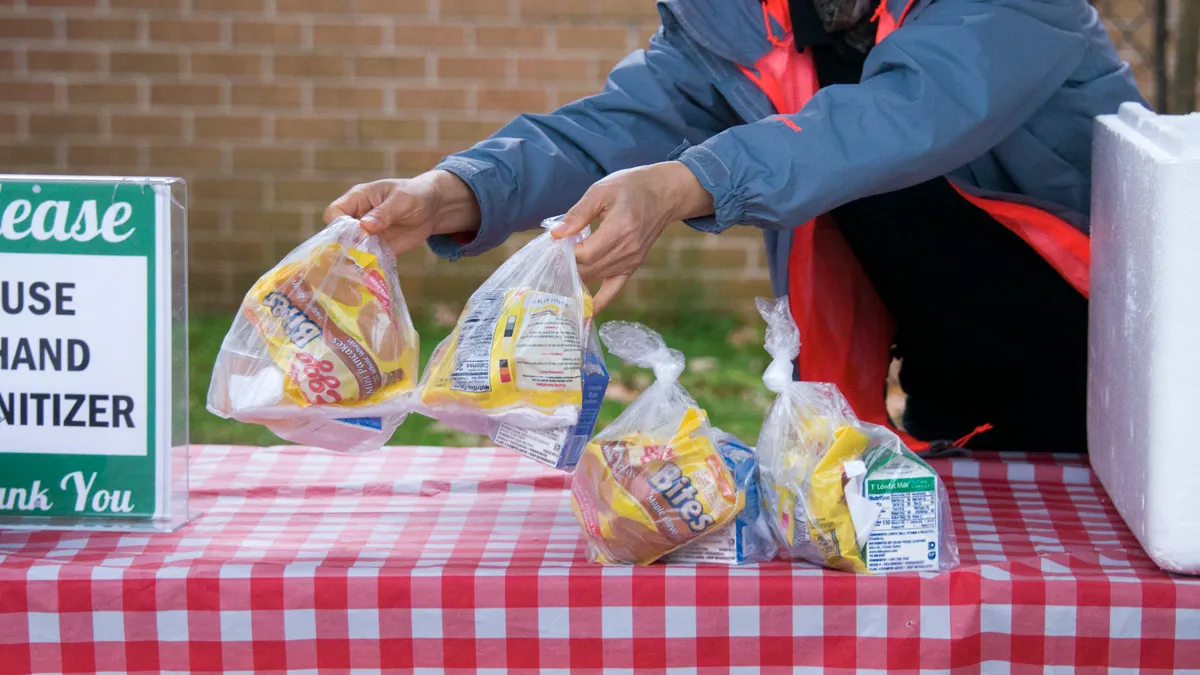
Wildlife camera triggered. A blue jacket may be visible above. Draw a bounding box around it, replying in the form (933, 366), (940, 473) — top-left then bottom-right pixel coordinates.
(430, 0), (1144, 296)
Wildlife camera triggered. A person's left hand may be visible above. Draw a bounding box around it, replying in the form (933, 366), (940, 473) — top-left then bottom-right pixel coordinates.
(554, 161), (714, 312)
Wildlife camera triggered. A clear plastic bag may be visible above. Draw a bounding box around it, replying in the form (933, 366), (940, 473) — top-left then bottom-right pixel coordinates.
(666, 428), (780, 565)
(570, 321), (742, 565)
(419, 216), (594, 431)
(754, 296), (959, 574)
(206, 216), (419, 452)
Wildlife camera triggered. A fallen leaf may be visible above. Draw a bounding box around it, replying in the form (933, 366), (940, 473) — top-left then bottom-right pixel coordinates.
(727, 325), (760, 348)
(690, 356), (717, 373)
(431, 303), (460, 327)
(605, 382), (641, 403)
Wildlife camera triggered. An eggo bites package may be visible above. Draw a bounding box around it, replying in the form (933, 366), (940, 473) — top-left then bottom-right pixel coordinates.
(420, 216), (596, 431)
(207, 216), (420, 452)
(666, 429), (779, 565)
(570, 322), (742, 565)
(754, 297), (959, 574)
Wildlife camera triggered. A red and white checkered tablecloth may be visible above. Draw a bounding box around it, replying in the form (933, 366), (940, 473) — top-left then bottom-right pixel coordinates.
(1, 445), (1198, 674)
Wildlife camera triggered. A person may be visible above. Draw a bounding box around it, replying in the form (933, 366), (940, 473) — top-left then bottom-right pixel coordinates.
(325, 0), (1143, 452)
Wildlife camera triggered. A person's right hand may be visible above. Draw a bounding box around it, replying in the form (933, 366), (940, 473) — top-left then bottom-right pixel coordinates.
(323, 170), (482, 256)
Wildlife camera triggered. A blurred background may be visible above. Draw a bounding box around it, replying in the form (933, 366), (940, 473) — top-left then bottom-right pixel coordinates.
(1, 0), (1195, 444)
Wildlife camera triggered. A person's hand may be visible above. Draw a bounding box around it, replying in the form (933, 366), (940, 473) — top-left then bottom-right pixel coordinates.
(555, 161), (714, 311)
(324, 170), (482, 256)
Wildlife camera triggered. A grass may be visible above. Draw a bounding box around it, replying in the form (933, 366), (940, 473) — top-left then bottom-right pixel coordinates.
(189, 308), (775, 448)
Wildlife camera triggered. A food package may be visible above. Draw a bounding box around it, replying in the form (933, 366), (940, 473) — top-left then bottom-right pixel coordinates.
(666, 428), (780, 565)
(420, 216), (597, 434)
(207, 216), (420, 452)
(570, 321), (742, 565)
(487, 322), (609, 471)
(754, 296), (959, 574)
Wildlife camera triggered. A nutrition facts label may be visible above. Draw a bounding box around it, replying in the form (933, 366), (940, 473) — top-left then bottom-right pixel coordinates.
(863, 456), (941, 573)
(513, 294), (582, 392)
(449, 289), (505, 393)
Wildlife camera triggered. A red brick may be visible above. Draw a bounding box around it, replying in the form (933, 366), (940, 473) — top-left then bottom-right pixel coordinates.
(0, 50), (11, 71)
(477, 86), (548, 112)
(0, 18), (56, 39)
(273, 54), (347, 78)
(554, 86), (602, 105)
(274, 179), (354, 203)
(69, 82), (137, 105)
(110, 0), (183, 8)
(193, 0), (266, 11)
(598, 0), (656, 19)
(312, 85), (384, 110)
(276, 0), (351, 12)
(110, 51), (183, 74)
(233, 147), (305, 170)
(438, 56), (506, 80)
(517, 57), (591, 81)
(67, 144), (141, 169)
(476, 25), (545, 49)
(355, 55), (424, 78)
(0, 113), (17, 136)
(149, 146), (224, 171)
(556, 26), (628, 52)
(441, 0), (507, 16)
(275, 115), (349, 140)
(194, 114), (265, 138)
(393, 86), (466, 110)
(149, 19), (221, 43)
(635, 23), (658, 46)
(193, 52), (265, 76)
(315, 148), (386, 172)
(520, 0), (590, 17)
(152, 83), (222, 106)
(233, 21), (304, 45)
(111, 114), (185, 137)
(312, 22), (385, 47)
(1, 144), (57, 168)
(192, 177), (265, 203)
(231, 84), (303, 107)
(393, 23), (466, 47)
(27, 0), (95, 7)
(29, 113), (101, 136)
(395, 148), (452, 173)
(358, 0), (427, 12)
(191, 235), (268, 268)
(438, 118), (503, 142)
(357, 116), (426, 141)
(26, 50), (102, 73)
(66, 18), (138, 41)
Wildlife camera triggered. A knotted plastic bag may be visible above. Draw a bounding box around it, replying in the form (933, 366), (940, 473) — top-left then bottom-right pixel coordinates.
(666, 428), (780, 565)
(420, 216), (594, 432)
(207, 216), (420, 452)
(570, 321), (742, 565)
(754, 296), (958, 574)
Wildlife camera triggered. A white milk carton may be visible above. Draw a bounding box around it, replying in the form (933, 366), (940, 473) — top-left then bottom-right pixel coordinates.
(1090, 102), (1200, 575)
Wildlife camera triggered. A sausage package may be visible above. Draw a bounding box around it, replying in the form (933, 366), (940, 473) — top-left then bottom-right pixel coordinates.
(666, 429), (779, 565)
(420, 216), (598, 433)
(207, 216), (420, 452)
(570, 322), (742, 565)
(754, 297), (959, 574)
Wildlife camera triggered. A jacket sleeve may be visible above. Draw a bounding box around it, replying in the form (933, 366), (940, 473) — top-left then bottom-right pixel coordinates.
(674, 0), (1090, 233)
(429, 24), (738, 260)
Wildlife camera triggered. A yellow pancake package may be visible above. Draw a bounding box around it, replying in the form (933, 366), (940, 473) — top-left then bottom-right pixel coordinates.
(754, 296), (959, 574)
(207, 216), (420, 452)
(420, 217), (594, 432)
(570, 322), (741, 565)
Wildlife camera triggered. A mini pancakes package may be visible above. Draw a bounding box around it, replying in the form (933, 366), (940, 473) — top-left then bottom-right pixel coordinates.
(420, 216), (602, 443)
(666, 429), (779, 565)
(207, 216), (419, 452)
(571, 322), (742, 565)
(754, 297), (958, 574)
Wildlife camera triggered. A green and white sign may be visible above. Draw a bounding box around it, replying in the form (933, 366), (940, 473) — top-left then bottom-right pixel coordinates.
(0, 175), (189, 530)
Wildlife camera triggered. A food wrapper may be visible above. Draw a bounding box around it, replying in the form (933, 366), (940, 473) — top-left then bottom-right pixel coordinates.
(420, 216), (595, 432)
(570, 321), (742, 565)
(207, 216), (419, 452)
(666, 429), (780, 565)
(754, 297), (959, 574)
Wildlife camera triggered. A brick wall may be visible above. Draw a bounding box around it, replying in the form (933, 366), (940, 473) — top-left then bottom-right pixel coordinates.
(0, 0), (1153, 315)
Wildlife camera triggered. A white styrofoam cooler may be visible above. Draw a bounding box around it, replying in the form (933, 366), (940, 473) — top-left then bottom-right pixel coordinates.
(1090, 102), (1200, 575)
